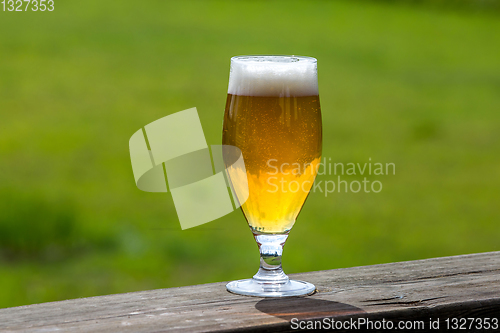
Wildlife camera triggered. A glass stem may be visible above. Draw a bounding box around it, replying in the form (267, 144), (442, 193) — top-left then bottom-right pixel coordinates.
(252, 233), (290, 284)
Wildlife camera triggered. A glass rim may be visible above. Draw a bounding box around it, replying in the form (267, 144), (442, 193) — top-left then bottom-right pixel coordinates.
(231, 55), (317, 64)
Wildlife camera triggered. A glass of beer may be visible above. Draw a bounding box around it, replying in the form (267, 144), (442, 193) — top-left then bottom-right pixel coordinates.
(223, 55), (322, 297)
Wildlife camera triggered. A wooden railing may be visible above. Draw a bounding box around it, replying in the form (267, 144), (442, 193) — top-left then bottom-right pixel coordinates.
(1, 251), (499, 332)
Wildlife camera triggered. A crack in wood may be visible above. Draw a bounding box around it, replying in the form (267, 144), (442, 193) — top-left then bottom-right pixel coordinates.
(381, 268), (500, 284)
(364, 296), (446, 307)
(360, 295), (406, 302)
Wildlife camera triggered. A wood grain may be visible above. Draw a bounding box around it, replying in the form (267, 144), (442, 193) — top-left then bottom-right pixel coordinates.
(1, 251), (499, 332)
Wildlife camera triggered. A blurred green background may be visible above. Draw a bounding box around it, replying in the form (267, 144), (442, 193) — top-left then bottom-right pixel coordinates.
(0, 0), (499, 308)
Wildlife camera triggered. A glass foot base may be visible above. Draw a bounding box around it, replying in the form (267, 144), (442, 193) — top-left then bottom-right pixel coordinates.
(226, 278), (316, 297)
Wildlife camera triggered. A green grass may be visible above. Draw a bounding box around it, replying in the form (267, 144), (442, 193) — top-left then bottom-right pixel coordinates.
(0, 0), (499, 308)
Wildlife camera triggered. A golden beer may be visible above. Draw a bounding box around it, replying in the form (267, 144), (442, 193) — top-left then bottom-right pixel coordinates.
(222, 57), (322, 234)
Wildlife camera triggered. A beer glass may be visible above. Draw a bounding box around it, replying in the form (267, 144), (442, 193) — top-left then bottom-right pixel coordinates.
(223, 55), (322, 297)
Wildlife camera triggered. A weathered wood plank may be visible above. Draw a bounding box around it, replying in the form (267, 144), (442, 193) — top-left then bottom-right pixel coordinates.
(1, 251), (499, 332)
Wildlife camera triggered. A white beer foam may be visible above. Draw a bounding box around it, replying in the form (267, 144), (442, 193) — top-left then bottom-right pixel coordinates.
(228, 56), (318, 97)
